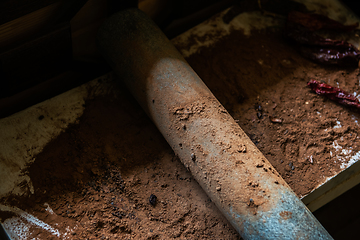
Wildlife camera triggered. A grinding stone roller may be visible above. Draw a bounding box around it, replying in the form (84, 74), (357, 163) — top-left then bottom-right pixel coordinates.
(97, 8), (333, 240)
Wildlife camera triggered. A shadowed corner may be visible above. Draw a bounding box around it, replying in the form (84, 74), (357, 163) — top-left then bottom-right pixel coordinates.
(0, 222), (11, 240)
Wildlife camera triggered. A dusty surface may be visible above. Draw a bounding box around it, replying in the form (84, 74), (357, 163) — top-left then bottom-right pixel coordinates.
(182, 29), (360, 197)
(2, 5), (360, 239)
(0, 83), (240, 239)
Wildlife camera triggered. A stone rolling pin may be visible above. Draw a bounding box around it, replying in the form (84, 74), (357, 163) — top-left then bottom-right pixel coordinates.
(97, 8), (333, 240)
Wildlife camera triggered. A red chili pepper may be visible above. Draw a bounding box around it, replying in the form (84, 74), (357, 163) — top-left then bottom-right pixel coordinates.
(288, 11), (359, 32)
(307, 79), (360, 108)
(285, 22), (357, 48)
(300, 46), (360, 66)
(284, 12), (360, 66)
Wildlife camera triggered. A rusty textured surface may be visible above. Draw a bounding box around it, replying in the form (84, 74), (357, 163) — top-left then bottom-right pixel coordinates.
(97, 8), (332, 239)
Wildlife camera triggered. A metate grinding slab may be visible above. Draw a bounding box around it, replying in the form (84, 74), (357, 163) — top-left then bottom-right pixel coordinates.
(1, 0), (360, 238)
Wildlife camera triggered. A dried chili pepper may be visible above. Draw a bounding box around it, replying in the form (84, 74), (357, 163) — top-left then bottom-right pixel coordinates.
(284, 13), (360, 66)
(288, 11), (359, 32)
(307, 79), (360, 108)
(285, 26), (360, 67)
(285, 22), (357, 48)
(300, 46), (360, 66)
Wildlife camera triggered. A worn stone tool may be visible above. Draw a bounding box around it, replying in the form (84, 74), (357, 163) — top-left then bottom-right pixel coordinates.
(97, 8), (333, 240)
